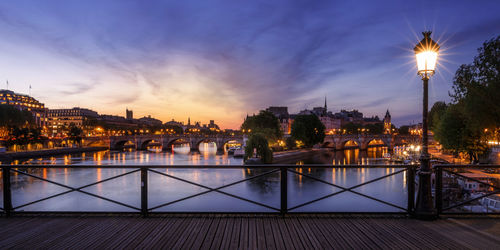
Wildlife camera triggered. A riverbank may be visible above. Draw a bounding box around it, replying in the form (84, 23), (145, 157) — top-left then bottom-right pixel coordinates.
(0, 147), (109, 161)
(428, 145), (500, 164)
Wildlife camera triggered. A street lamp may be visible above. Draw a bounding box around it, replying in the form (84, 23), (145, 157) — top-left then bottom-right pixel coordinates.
(414, 31), (439, 219)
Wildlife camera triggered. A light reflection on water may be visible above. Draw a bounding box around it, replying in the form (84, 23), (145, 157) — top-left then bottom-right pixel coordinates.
(1, 144), (407, 212)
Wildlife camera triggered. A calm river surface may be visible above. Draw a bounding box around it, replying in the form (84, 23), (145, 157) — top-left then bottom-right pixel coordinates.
(1, 143), (408, 212)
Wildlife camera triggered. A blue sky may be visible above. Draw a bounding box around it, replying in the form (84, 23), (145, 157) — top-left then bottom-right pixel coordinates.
(0, 0), (498, 128)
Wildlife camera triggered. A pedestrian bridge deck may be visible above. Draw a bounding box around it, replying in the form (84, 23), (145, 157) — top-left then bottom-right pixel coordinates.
(0, 215), (499, 249)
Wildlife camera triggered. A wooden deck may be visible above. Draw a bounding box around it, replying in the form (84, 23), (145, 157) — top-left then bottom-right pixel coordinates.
(0, 215), (499, 249)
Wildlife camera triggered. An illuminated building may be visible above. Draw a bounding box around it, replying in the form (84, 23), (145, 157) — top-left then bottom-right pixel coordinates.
(296, 98), (342, 132)
(383, 110), (392, 134)
(265, 106), (291, 134)
(47, 107), (99, 136)
(137, 115), (163, 127)
(0, 89), (47, 127)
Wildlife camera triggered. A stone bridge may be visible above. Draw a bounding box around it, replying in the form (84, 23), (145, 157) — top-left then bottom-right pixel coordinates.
(83, 135), (245, 151)
(322, 134), (418, 151)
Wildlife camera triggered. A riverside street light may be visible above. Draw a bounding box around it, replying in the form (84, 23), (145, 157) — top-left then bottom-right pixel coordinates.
(414, 31), (439, 219)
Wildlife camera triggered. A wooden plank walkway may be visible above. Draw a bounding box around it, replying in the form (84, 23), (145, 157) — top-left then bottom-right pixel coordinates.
(0, 215), (499, 249)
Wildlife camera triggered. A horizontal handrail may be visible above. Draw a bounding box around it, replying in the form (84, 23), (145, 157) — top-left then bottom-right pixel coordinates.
(2, 164), (415, 169)
(434, 164), (500, 168)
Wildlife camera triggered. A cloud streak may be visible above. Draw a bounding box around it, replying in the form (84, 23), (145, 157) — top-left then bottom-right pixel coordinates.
(0, 0), (498, 127)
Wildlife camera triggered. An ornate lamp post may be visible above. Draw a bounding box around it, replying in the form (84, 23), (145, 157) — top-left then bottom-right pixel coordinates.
(414, 31), (439, 219)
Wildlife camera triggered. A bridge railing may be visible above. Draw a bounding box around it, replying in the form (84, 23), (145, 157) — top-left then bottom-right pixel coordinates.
(1, 164), (416, 216)
(434, 164), (500, 215)
(4, 164), (499, 216)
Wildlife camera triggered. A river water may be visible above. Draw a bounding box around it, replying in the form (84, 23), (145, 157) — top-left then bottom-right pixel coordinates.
(1, 143), (409, 212)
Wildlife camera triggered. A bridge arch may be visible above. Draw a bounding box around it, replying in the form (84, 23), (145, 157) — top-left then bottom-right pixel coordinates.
(221, 139), (244, 151)
(84, 139), (107, 147)
(322, 141), (335, 148)
(195, 139), (219, 152)
(165, 138), (189, 150)
(335, 139), (361, 151)
(367, 138), (387, 147)
(113, 140), (136, 150)
(140, 139), (162, 150)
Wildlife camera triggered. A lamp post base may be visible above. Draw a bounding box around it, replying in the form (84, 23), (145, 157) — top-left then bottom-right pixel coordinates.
(414, 154), (437, 220)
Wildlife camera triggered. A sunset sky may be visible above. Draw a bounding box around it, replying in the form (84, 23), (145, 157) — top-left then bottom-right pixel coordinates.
(0, 0), (498, 129)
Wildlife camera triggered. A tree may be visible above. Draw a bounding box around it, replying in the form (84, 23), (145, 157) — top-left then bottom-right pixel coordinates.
(290, 115), (325, 147)
(428, 101), (447, 131)
(434, 105), (467, 156)
(244, 133), (273, 163)
(241, 110), (282, 142)
(4, 126), (43, 148)
(398, 125), (410, 135)
(285, 136), (296, 150)
(449, 36), (500, 130)
(0, 104), (34, 127)
(68, 125), (84, 146)
(435, 35), (499, 163)
(434, 104), (488, 162)
(164, 125), (184, 134)
(364, 123), (384, 134)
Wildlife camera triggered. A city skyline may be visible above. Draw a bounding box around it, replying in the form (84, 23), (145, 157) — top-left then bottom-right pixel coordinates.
(0, 1), (498, 129)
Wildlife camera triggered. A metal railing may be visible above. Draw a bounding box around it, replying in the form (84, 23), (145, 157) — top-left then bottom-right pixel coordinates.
(3, 164), (500, 216)
(1, 164), (415, 216)
(434, 164), (500, 215)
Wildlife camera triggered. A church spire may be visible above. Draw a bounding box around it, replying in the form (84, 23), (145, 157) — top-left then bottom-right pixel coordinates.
(324, 96), (327, 110)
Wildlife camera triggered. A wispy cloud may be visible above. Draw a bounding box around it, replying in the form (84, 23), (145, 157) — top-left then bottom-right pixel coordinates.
(0, 0), (498, 127)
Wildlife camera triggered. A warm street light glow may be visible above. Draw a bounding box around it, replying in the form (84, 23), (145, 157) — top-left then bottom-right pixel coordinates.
(414, 31), (440, 219)
(414, 31), (440, 79)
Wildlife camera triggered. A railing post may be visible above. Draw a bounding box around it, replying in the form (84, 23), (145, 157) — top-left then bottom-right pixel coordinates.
(435, 166), (442, 216)
(2, 167), (12, 217)
(407, 166), (415, 216)
(280, 166), (287, 215)
(141, 167), (148, 217)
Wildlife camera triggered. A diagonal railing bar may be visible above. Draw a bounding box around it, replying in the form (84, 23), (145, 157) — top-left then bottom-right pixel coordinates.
(150, 186), (280, 212)
(71, 169), (142, 191)
(442, 169), (500, 191)
(443, 190), (500, 212)
(287, 168), (408, 211)
(288, 184), (407, 212)
(148, 189), (213, 211)
(344, 189), (408, 211)
(340, 168), (407, 191)
(11, 168), (141, 211)
(13, 190), (74, 210)
(148, 168), (280, 211)
(287, 189), (347, 211)
(287, 169), (346, 190)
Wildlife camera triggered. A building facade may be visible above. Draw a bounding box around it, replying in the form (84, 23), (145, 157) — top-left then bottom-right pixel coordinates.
(47, 107), (99, 136)
(137, 115), (163, 127)
(0, 89), (48, 127)
(266, 106), (292, 135)
(383, 110), (392, 134)
(126, 109), (133, 120)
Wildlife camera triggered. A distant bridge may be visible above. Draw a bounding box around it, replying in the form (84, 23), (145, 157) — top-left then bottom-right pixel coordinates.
(77, 134), (416, 152)
(322, 134), (418, 151)
(82, 134), (245, 151)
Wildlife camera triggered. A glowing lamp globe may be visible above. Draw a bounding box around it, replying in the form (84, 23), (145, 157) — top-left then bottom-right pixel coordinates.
(414, 31), (440, 79)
